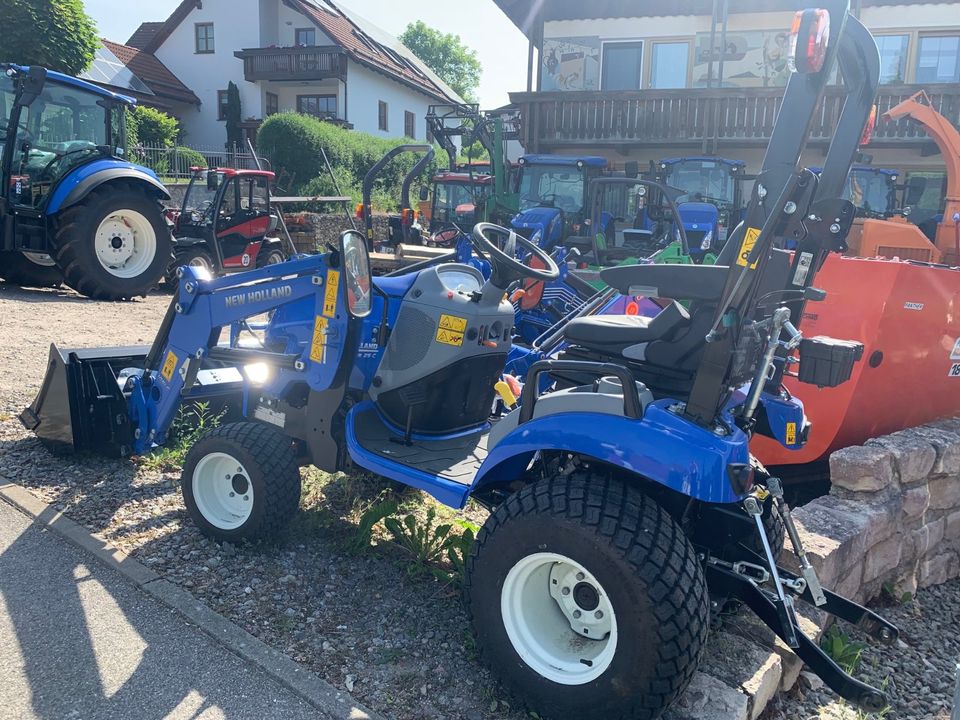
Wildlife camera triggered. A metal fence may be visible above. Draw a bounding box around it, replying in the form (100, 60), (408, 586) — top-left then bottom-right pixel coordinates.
(131, 144), (269, 181)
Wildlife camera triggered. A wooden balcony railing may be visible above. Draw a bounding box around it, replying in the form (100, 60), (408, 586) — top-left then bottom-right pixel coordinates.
(234, 46), (348, 82)
(509, 85), (960, 152)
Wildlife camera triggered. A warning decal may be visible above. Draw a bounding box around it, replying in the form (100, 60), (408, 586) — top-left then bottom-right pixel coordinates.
(161, 351), (178, 382)
(951, 338), (960, 361)
(949, 363), (960, 378)
(436, 314), (467, 347)
(323, 269), (340, 318)
(736, 227), (762, 269)
(785, 421), (797, 445)
(310, 316), (328, 363)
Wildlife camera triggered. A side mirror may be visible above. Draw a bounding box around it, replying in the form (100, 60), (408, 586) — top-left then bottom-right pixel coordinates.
(904, 176), (926, 206)
(419, 186), (429, 202)
(206, 170), (220, 191)
(624, 161), (639, 179)
(14, 66), (46, 108)
(339, 230), (371, 318)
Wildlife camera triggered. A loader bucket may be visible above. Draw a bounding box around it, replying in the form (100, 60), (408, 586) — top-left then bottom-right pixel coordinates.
(19, 344), (149, 457)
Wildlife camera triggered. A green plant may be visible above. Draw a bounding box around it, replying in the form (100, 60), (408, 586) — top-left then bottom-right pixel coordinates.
(139, 401), (225, 472)
(0, 0), (99, 76)
(350, 498), (399, 552)
(820, 625), (866, 675)
(130, 106), (180, 148)
(384, 505), (453, 573)
(225, 81), (243, 150)
(171, 146), (207, 176)
(437, 518), (478, 587)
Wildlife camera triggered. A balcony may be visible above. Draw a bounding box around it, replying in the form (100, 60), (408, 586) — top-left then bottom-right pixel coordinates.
(234, 46), (348, 82)
(509, 85), (960, 153)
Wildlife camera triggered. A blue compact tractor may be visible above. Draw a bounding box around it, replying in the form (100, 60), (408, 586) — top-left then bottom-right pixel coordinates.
(21, 4), (899, 718)
(0, 65), (171, 299)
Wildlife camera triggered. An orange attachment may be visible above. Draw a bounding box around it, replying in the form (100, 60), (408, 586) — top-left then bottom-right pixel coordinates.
(355, 203), (365, 220)
(846, 217), (941, 264)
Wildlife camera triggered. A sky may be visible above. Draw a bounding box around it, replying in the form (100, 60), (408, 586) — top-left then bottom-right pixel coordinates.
(82, 0), (529, 109)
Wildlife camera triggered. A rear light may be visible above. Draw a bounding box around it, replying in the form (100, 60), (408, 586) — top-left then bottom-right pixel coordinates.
(788, 9), (830, 74)
(860, 105), (878, 146)
(625, 301), (639, 316)
(727, 463), (755, 495)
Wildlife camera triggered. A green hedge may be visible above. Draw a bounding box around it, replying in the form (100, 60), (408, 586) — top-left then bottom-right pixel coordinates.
(257, 112), (440, 212)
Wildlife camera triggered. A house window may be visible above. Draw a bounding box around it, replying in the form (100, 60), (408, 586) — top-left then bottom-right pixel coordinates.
(217, 90), (229, 121)
(195, 23), (214, 54)
(916, 35), (960, 83)
(295, 27), (316, 47)
(404, 111), (416, 139)
(601, 41), (643, 91)
(297, 94), (337, 119)
(378, 101), (388, 131)
(875, 35), (909, 84)
(266, 92), (279, 116)
(650, 42), (689, 89)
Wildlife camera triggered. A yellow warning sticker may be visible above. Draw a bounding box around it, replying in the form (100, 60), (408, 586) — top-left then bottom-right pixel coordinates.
(436, 314), (467, 346)
(161, 350), (178, 382)
(736, 227), (762, 269)
(323, 269), (340, 318)
(785, 421), (797, 445)
(310, 316), (328, 363)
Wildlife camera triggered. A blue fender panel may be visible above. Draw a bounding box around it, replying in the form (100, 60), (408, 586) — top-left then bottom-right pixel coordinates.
(47, 160), (169, 214)
(472, 401), (751, 505)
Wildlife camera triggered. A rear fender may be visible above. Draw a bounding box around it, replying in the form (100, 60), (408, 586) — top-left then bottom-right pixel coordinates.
(470, 401), (750, 504)
(47, 160), (170, 214)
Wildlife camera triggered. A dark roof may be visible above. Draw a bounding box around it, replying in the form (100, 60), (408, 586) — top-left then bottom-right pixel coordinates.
(126, 21), (165, 50)
(494, 0), (951, 38)
(100, 40), (201, 106)
(142, 0), (202, 54)
(287, 0), (461, 102)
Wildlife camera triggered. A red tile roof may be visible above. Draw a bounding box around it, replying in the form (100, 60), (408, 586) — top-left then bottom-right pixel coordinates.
(288, 0), (461, 103)
(126, 22), (165, 50)
(101, 39), (201, 107)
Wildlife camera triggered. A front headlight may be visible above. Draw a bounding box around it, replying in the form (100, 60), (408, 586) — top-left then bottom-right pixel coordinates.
(700, 230), (713, 251)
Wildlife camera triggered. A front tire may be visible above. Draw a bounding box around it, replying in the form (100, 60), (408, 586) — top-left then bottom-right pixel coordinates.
(466, 474), (708, 720)
(53, 182), (172, 300)
(181, 422), (301, 541)
(0, 251), (63, 287)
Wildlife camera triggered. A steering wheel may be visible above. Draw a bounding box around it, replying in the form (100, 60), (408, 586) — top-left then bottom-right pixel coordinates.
(471, 222), (560, 289)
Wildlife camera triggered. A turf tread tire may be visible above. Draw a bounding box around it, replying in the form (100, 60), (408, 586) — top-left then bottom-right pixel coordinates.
(52, 181), (171, 300)
(181, 422), (301, 541)
(465, 473), (708, 720)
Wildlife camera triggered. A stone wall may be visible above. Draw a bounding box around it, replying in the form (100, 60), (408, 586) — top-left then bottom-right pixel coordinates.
(287, 213), (388, 250)
(787, 416), (960, 603)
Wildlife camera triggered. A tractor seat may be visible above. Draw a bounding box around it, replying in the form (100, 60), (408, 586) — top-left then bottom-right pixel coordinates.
(564, 300), (690, 353)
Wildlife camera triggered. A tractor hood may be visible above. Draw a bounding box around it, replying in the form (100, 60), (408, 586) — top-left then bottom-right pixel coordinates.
(677, 201), (719, 230)
(511, 206), (562, 232)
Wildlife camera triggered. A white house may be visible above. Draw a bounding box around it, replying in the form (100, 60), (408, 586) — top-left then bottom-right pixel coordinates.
(127, 0), (463, 148)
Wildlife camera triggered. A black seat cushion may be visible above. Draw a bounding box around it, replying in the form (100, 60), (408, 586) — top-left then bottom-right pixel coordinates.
(564, 300), (690, 352)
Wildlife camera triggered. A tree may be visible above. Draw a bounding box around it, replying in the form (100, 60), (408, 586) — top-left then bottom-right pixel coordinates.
(399, 21), (481, 103)
(129, 106), (180, 147)
(225, 81), (243, 150)
(0, 0), (99, 76)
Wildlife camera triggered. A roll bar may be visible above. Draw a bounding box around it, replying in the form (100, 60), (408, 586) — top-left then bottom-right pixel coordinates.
(360, 144), (432, 247)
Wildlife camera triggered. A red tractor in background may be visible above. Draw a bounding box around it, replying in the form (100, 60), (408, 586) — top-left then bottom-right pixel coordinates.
(166, 168), (288, 281)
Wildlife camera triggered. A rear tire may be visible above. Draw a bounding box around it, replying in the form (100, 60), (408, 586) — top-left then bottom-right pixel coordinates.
(164, 246), (216, 288)
(0, 251), (63, 287)
(257, 245), (285, 267)
(466, 474), (708, 720)
(53, 182), (172, 300)
(181, 422), (301, 542)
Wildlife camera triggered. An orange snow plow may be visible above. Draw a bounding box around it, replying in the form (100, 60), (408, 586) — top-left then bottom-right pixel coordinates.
(754, 91), (960, 468)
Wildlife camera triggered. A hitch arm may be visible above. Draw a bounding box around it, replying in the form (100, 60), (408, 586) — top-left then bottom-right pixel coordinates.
(705, 563), (889, 712)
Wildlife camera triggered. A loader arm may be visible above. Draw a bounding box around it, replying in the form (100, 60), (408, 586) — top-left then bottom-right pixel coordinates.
(129, 253), (345, 454)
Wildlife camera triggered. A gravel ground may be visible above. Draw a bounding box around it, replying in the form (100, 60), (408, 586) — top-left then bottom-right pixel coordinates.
(1, 281), (958, 720)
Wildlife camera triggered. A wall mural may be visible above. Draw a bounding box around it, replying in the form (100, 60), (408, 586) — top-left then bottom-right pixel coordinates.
(693, 29), (792, 87)
(541, 37), (601, 91)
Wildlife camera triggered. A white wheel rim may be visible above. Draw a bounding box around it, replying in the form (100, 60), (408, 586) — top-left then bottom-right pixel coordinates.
(191, 452), (255, 530)
(94, 209), (157, 278)
(265, 252), (283, 265)
(188, 254), (211, 270)
(23, 252), (56, 267)
(501, 552), (618, 685)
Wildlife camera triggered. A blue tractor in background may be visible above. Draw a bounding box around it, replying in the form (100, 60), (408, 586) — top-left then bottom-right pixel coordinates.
(510, 154), (608, 249)
(811, 165), (900, 218)
(656, 156), (748, 255)
(0, 65), (172, 300)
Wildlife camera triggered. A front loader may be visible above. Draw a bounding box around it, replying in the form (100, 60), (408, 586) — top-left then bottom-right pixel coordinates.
(23, 4), (899, 718)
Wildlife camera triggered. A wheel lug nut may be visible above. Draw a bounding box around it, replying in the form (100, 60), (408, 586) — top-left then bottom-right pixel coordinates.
(576, 572), (585, 581)
(595, 610), (603, 619)
(243, 495), (249, 501)
(561, 587), (570, 596)
(229, 492), (235, 497)
(573, 610), (581, 619)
